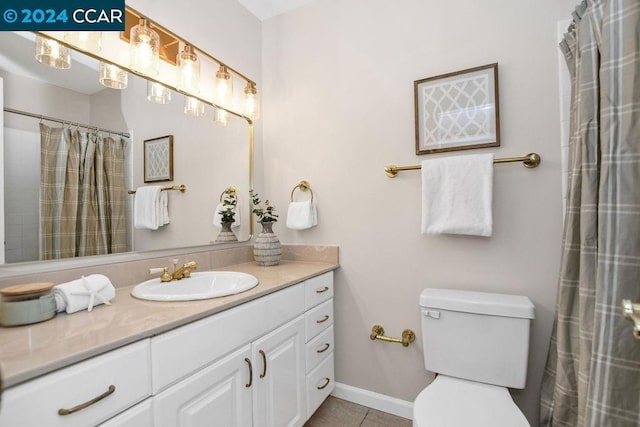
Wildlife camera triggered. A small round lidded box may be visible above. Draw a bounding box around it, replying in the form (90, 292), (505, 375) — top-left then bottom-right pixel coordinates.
(0, 282), (57, 327)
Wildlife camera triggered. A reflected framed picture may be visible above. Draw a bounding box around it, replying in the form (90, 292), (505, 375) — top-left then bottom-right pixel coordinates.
(144, 135), (174, 182)
(414, 63), (500, 155)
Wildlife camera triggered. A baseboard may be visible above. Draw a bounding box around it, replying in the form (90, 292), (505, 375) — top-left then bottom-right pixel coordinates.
(331, 382), (413, 420)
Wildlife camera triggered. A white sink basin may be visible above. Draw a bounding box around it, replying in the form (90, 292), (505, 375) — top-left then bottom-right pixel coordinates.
(131, 271), (259, 301)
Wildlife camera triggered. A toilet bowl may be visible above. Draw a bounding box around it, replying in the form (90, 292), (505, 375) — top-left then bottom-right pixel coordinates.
(413, 375), (529, 426)
(414, 288), (535, 427)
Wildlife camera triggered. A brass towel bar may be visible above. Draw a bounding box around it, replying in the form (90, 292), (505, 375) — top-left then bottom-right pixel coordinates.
(128, 185), (187, 195)
(370, 324), (416, 347)
(290, 180), (314, 202)
(384, 152), (541, 178)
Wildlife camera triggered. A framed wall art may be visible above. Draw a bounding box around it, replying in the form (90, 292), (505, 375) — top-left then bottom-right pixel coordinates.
(144, 135), (174, 182)
(414, 63), (500, 155)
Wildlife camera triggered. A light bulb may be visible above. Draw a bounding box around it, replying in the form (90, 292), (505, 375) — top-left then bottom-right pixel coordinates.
(129, 18), (160, 76)
(243, 82), (260, 120)
(176, 45), (200, 95)
(215, 65), (233, 107)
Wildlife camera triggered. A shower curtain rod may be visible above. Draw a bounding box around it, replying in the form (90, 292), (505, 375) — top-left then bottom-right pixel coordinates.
(3, 107), (131, 138)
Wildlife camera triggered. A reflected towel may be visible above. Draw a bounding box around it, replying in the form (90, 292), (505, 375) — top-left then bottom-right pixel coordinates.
(212, 202), (241, 228)
(421, 153), (493, 237)
(53, 274), (116, 313)
(286, 200), (318, 230)
(134, 186), (162, 230)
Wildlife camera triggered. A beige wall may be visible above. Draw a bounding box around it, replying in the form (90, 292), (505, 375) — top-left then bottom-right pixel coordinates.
(261, 0), (575, 424)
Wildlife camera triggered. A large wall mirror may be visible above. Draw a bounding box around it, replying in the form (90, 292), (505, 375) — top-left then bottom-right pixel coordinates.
(0, 26), (254, 267)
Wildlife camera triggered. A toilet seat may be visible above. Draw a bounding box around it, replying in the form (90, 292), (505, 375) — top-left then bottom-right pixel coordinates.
(413, 375), (529, 427)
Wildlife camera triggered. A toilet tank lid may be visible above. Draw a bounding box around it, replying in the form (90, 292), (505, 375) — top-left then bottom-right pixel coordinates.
(420, 288), (535, 319)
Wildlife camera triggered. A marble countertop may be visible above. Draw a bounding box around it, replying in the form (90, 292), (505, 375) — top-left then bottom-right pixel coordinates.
(0, 260), (338, 389)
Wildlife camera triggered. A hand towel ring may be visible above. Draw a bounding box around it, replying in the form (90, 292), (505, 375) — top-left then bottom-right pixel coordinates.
(290, 180), (314, 203)
(219, 186), (237, 202)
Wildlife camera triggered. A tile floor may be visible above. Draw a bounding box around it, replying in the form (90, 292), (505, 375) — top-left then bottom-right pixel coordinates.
(305, 396), (412, 427)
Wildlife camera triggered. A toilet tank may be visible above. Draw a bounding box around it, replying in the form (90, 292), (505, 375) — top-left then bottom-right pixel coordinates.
(420, 288), (535, 389)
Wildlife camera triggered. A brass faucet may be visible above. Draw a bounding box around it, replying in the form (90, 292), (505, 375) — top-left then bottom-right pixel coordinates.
(150, 260), (198, 282)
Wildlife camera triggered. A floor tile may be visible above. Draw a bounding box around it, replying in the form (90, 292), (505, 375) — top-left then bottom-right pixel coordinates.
(305, 396), (368, 426)
(361, 408), (413, 427)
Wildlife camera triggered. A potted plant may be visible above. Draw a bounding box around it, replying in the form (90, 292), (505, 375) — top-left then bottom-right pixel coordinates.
(250, 189), (281, 266)
(215, 188), (238, 243)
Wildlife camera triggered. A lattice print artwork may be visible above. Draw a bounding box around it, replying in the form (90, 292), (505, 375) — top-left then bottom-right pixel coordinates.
(145, 139), (171, 181)
(421, 74), (495, 147)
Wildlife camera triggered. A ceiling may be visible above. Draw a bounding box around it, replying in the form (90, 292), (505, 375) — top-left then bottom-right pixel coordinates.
(236, 0), (316, 21)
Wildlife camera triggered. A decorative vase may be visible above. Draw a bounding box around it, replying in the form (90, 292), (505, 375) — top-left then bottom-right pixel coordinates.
(253, 221), (281, 266)
(215, 221), (238, 243)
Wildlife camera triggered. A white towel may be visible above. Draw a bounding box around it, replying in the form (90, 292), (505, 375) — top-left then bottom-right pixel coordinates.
(212, 202), (241, 228)
(421, 153), (494, 237)
(286, 200), (318, 230)
(53, 274), (116, 314)
(159, 191), (170, 226)
(134, 186), (162, 230)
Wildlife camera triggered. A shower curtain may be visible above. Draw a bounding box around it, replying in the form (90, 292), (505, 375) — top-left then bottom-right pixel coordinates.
(40, 123), (127, 260)
(540, 1), (640, 426)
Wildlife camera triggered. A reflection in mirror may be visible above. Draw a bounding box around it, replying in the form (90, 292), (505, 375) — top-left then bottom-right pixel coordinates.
(0, 32), (251, 265)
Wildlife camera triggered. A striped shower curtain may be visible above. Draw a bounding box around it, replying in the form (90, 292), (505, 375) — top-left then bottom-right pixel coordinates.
(40, 123), (127, 260)
(540, 1), (640, 426)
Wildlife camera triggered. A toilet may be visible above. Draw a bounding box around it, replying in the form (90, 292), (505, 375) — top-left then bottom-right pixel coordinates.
(413, 288), (535, 426)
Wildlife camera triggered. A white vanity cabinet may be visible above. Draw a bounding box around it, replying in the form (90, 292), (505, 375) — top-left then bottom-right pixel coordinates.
(0, 270), (335, 427)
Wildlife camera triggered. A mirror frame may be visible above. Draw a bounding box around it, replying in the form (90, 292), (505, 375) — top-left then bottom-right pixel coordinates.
(0, 7), (256, 273)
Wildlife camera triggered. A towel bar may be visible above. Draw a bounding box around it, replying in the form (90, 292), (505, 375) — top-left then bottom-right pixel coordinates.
(370, 324), (415, 347)
(128, 185), (187, 194)
(290, 180), (314, 202)
(384, 152), (541, 178)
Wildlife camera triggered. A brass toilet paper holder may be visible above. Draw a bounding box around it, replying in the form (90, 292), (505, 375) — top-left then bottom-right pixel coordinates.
(370, 324), (415, 347)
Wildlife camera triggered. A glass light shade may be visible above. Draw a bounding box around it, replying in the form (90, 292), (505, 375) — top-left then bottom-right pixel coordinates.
(35, 36), (71, 69)
(243, 82), (260, 120)
(147, 81), (171, 104)
(129, 18), (160, 76)
(63, 31), (102, 52)
(176, 45), (200, 94)
(99, 62), (128, 89)
(214, 108), (228, 127)
(184, 96), (205, 117)
(215, 65), (233, 107)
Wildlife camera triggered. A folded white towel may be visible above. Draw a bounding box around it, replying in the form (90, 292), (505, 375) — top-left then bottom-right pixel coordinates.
(421, 153), (494, 237)
(159, 190), (170, 226)
(53, 274), (116, 314)
(212, 202), (241, 228)
(286, 200), (318, 230)
(134, 186), (162, 230)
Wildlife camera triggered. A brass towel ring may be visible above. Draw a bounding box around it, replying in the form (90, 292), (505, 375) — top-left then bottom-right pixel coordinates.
(219, 186), (237, 202)
(290, 180), (314, 202)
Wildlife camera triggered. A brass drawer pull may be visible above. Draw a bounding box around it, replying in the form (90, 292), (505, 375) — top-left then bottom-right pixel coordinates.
(259, 350), (267, 378)
(58, 385), (116, 416)
(316, 286), (329, 294)
(245, 358), (253, 388)
(317, 377), (331, 390)
(316, 315), (330, 324)
(316, 343), (331, 353)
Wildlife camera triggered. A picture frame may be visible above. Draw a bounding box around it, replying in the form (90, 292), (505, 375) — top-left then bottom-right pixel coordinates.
(144, 135), (174, 183)
(414, 63), (500, 155)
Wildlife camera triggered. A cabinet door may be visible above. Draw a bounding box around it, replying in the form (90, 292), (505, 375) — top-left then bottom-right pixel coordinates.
(252, 315), (306, 427)
(153, 345), (252, 427)
(98, 399), (153, 427)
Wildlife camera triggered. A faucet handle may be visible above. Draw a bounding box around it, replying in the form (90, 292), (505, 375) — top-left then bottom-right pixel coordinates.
(149, 267), (165, 275)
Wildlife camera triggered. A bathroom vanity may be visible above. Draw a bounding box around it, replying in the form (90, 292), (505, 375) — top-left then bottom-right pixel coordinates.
(0, 261), (337, 427)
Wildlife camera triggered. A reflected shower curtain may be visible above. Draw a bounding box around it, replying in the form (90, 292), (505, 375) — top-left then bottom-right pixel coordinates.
(40, 124), (127, 260)
(540, 1), (640, 426)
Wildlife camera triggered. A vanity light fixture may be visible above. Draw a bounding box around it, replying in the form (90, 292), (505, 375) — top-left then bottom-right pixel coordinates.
(99, 62), (128, 89)
(147, 81), (171, 104)
(129, 18), (160, 76)
(35, 36), (71, 69)
(184, 96), (205, 117)
(243, 81), (260, 120)
(215, 64), (233, 107)
(176, 45), (200, 94)
(214, 108), (228, 127)
(63, 31), (102, 53)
